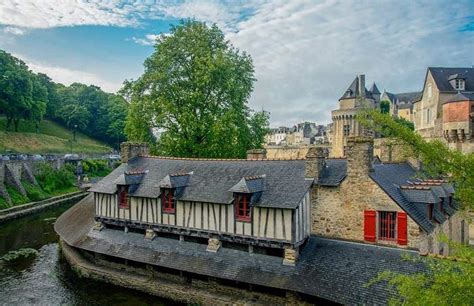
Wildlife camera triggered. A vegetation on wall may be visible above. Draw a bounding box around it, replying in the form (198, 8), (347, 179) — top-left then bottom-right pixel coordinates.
(359, 108), (474, 305)
(35, 163), (77, 195)
(0, 50), (128, 149)
(82, 159), (113, 178)
(123, 19), (269, 158)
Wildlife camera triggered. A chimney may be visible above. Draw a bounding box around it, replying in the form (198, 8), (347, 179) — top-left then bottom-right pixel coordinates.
(246, 149), (267, 160)
(305, 146), (328, 181)
(345, 136), (373, 178)
(120, 142), (150, 163)
(358, 74), (366, 98)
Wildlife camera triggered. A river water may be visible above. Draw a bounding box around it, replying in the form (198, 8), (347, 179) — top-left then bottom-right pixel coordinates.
(0, 202), (174, 305)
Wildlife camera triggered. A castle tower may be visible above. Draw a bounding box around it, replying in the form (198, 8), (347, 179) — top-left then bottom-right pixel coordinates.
(330, 74), (377, 158)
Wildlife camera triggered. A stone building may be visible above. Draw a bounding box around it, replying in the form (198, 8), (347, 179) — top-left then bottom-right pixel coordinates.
(311, 137), (468, 255)
(413, 67), (474, 153)
(442, 92), (474, 153)
(330, 74), (380, 157)
(380, 90), (421, 122)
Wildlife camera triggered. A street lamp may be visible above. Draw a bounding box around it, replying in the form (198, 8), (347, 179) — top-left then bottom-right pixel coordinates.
(73, 124), (78, 142)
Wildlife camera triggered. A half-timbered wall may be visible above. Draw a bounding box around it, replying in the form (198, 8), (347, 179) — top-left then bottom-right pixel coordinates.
(94, 190), (311, 244)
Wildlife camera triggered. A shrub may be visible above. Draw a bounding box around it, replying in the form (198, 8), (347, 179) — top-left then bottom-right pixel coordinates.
(35, 162), (76, 194)
(0, 196), (9, 209)
(5, 185), (29, 206)
(22, 182), (49, 202)
(83, 159), (111, 177)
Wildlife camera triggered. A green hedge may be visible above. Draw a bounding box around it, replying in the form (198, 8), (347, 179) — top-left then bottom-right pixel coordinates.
(82, 159), (112, 177)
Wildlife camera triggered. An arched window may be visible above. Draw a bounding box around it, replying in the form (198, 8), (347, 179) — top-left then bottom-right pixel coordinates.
(161, 188), (176, 213)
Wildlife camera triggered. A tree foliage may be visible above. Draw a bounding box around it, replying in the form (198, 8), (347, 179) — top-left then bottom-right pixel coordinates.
(359, 108), (474, 304)
(380, 100), (390, 114)
(123, 19), (269, 158)
(0, 50), (128, 148)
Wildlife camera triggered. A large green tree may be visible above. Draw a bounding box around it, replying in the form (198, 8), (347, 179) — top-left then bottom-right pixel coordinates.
(123, 19), (269, 158)
(359, 109), (474, 304)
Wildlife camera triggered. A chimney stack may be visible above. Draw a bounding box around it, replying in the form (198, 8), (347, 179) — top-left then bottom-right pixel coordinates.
(246, 149), (267, 160)
(305, 146), (328, 181)
(358, 74), (366, 98)
(120, 142), (150, 163)
(345, 136), (373, 179)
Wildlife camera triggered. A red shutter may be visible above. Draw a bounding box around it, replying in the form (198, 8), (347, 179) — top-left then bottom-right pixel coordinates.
(397, 212), (407, 245)
(364, 210), (376, 242)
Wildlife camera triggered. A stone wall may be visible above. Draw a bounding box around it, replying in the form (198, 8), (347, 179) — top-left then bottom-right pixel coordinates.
(373, 138), (414, 163)
(120, 142), (150, 163)
(311, 137), (421, 250)
(264, 145), (311, 159)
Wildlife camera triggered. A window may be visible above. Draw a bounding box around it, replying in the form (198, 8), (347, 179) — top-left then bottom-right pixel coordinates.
(343, 124), (350, 136)
(425, 108), (432, 124)
(455, 79), (465, 91)
(378, 211), (396, 241)
(161, 188), (176, 213)
(118, 186), (129, 209)
(235, 193), (251, 222)
(428, 203), (433, 220)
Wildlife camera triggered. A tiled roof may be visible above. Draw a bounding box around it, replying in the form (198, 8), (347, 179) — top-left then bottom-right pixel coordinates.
(369, 163), (435, 232)
(428, 67), (474, 92)
(56, 195), (428, 305)
(318, 159), (347, 186)
(339, 76), (373, 100)
(90, 157), (312, 209)
(445, 92), (474, 103)
(229, 175), (265, 194)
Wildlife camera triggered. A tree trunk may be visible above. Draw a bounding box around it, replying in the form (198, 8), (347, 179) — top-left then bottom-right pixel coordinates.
(13, 118), (20, 132)
(6, 116), (12, 130)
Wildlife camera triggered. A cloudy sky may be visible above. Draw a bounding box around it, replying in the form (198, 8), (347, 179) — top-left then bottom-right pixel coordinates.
(0, 1), (473, 126)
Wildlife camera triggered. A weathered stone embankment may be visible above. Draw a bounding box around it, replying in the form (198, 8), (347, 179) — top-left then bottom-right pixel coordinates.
(0, 191), (87, 224)
(59, 239), (299, 305)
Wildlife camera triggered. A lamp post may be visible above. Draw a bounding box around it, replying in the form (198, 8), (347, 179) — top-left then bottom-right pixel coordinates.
(73, 124), (78, 142)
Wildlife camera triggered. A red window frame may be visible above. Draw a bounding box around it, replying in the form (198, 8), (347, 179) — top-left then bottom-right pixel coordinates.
(161, 188), (176, 213)
(235, 193), (251, 222)
(118, 186), (129, 209)
(378, 211), (396, 241)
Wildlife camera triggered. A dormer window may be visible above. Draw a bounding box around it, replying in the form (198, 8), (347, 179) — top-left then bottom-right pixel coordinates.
(455, 79), (465, 91)
(161, 188), (176, 213)
(118, 186), (129, 209)
(234, 193), (251, 222)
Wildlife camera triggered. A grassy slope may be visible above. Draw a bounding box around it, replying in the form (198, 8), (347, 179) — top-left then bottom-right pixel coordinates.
(0, 117), (111, 154)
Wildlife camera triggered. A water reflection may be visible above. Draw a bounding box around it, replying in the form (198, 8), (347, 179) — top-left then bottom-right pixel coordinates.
(0, 202), (175, 305)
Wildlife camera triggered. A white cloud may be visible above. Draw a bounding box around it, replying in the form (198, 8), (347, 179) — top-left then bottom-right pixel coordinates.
(0, 0), (136, 29)
(2, 26), (26, 35)
(21, 56), (121, 93)
(132, 34), (159, 46)
(1, 0), (472, 126)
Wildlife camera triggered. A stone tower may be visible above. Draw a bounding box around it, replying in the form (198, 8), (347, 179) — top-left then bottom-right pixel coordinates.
(330, 74), (378, 158)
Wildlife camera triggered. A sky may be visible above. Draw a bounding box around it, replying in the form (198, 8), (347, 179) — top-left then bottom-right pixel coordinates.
(0, 1), (473, 126)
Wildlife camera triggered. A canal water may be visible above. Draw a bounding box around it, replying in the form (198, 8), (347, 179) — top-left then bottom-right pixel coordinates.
(0, 202), (174, 305)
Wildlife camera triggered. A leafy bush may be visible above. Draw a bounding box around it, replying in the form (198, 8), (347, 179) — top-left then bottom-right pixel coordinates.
(82, 159), (111, 177)
(35, 162), (76, 194)
(6, 185), (29, 206)
(0, 196), (9, 209)
(22, 182), (49, 202)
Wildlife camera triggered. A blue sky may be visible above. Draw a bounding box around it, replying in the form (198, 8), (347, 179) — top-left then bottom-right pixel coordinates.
(0, 1), (473, 126)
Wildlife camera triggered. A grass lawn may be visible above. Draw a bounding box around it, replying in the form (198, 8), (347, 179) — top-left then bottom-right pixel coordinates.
(0, 117), (111, 154)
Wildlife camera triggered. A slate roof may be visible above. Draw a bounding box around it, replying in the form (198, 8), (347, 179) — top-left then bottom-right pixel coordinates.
(369, 82), (381, 94)
(55, 195), (428, 305)
(382, 91), (421, 106)
(90, 157), (312, 209)
(339, 76), (374, 100)
(445, 92), (474, 103)
(318, 159), (347, 186)
(229, 175), (265, 194)
(428, 67), (474, 92)
(369, 163), (435, 232)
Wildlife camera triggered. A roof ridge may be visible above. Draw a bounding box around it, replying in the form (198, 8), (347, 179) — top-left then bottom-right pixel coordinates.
(139, 154), (306, 161)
